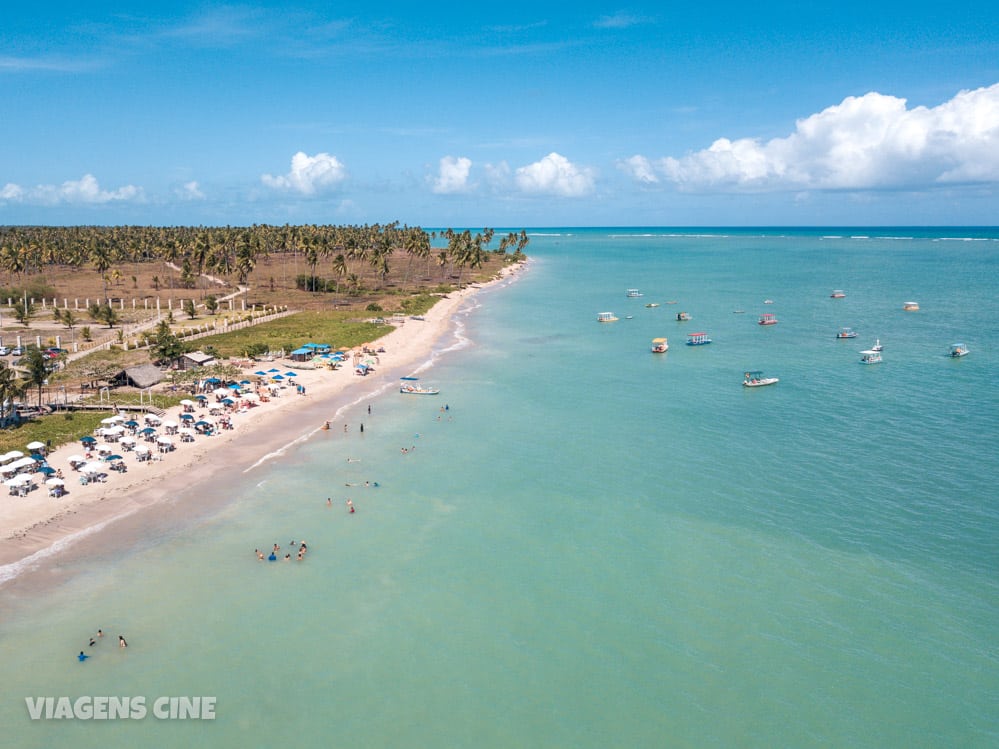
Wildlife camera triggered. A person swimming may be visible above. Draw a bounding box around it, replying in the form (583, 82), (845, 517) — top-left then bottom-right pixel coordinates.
(118, 636), (128, 648)
(78, 651), (89, 661)
(268, 552), (277, 561)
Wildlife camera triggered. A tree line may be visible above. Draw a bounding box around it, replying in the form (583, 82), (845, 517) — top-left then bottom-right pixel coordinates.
(0, 223), (530, 300)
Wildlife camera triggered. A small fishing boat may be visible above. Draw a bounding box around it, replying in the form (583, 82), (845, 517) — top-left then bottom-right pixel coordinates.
(903, 301), (920, 311)
(597, 312), (619, 322)
(651, 337), (669, 353)
(837, 327), (858, 339)
(626, 289), (643, 298)
(686, 332), (712, 346)
(859, 350), (883, 364)
(763, 299), (774, 304)
(399, 377), (440, 394)
(830, 290), (846, 298)
(758, 312), (778, 326)
(871, 339), (883, 352)
(949, 343), (969, 358)
(676, 311), (691, 321)
(645, 302), (660, 308)
(743, 371), (779, 387)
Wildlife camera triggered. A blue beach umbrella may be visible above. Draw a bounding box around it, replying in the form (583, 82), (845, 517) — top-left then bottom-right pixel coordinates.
(228, 383), (242, 390)
(180, 413), (194, 421)
(271, 374), (284, 381)
(254, 371), (267, 376)
(30, 453), (45, 461)
(195, 421), (211, 428)
(267, 368), (280, 373)
(39, 465), (56, 475)
(284, 372), (297, 377)
(103, 454), (124, 462)
(139, 427), (156, 435)
(124, 420), (139, 428)
(194, 394), (208, 401)
(204, 377), (221, 383)
(81, 436), (97, 444)
(221, 398), (234, 405)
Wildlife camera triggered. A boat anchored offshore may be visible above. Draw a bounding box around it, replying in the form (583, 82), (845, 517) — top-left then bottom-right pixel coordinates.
(743, 371), (779, 387)
(758, 312), (778, 326)
(830, 290), (846, 298)
(903, 301), (920, 311)
(676, 311), (692, 321)
(626, 289), (644, 298)
(950, 343), (970, 358)
(860, 350), (883, 364)
(837, 327), (858, 339)
(686, 332), (712, 346)
(651, 337), (669, 353)
(597, 311), (619, 322)
(399, 377), (440, 395)
(871, 339), (883, 352)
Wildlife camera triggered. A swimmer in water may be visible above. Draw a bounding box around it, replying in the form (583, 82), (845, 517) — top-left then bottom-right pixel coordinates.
(347, 499), (355, 514)
(118, 636), (128, 648)
(78, 651), (89, 661)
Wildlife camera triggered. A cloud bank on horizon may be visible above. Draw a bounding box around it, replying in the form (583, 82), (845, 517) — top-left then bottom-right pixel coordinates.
(619, 84), (999, 191)
(2, 83), (997, 220)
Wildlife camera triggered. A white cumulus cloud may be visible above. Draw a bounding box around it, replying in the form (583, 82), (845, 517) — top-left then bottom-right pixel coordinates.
(261, 151), (347, 195)
(515, 152), (595, 197)
(177, 180), (205, 200)
(0, 174), (142, 205)
(627, 83), (999, 191)
(432, 156), (473, 194)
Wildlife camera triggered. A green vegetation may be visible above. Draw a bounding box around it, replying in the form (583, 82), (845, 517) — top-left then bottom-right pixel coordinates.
(0, 410), (108, 454)
(192, 311), (392, 358)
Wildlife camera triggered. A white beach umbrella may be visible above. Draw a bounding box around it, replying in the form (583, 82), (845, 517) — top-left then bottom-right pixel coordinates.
(180, 399), (195, 406)
(120, 435), (136, 445)
(5, 474), (32, 486)
(2, 450), (24, 463)
(162, 420), (178, 429)
(134, 445), (150, 453)
(26, 440), (46, 451)
(241, 392), (259, 401)
(94, 444), (112, 455)
(81, 462), (106, 474)
(104, 425), (125, 435)
(45, 477), (65, 486)
(213, 388), (230, 398)
(67, 454), (86, 464)
(178, 427), (195, 435)
(8, 456), (37, 471)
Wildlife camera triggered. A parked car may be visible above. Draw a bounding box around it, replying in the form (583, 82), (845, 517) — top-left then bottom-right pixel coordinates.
(0, 346), (9, 356)
(10, 346), (24, 356)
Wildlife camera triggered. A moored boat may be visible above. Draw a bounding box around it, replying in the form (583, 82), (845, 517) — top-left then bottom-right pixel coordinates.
(949, 343), (969, 358)
(871, 339), (883, 352)
(626, 289), (643, 297)
(686, 332), (712, 346)
(651, 337), (669, 353)
(903, 301), (920, 311)
(837, 327), (858, 339)
(743, 371), (779, 387)
(597, 311), (619, 322)
(399, 377), (440, 394)
(830, 290), (846, 298)
(859, 350), (882, 364)
(758, 312), (778, 326)
(676, 311), (691, 321)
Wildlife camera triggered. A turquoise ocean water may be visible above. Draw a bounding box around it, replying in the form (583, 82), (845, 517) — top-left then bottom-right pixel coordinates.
(2, 228), (997, 747)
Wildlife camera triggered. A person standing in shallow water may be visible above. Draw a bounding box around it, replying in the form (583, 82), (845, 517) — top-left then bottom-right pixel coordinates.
(119, 635), (128, 648)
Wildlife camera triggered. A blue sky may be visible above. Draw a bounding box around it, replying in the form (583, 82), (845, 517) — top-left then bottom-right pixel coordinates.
(2, 1), (998, 227)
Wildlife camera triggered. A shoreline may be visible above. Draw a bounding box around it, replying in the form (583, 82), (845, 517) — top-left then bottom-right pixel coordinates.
(0, 262), (526, 588)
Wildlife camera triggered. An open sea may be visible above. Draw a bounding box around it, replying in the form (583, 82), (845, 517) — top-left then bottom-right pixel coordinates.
(2, 227), (998, 748)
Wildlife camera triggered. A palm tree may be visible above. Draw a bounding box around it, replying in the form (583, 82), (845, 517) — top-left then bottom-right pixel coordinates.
(0, 362), (25, 423)
(20, 346), (50, 408)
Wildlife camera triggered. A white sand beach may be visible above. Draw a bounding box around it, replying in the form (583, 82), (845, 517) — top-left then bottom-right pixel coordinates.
(0, 264), (524, 580)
